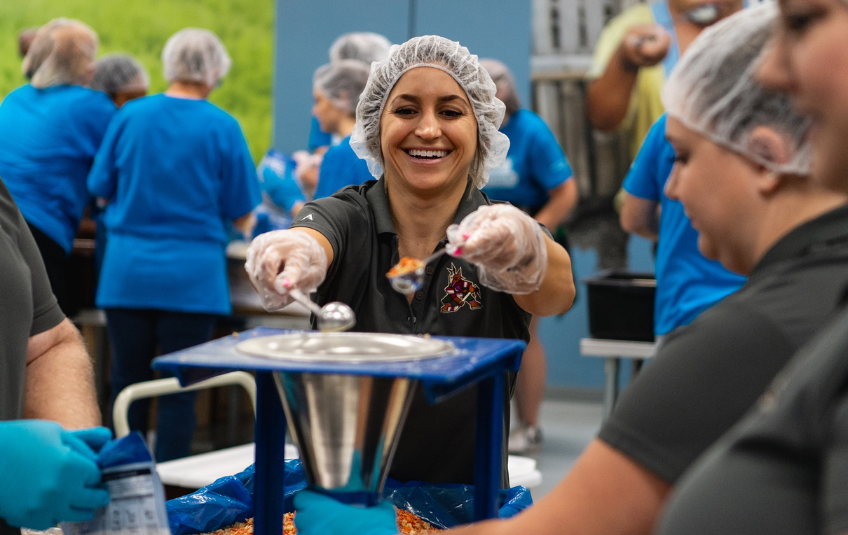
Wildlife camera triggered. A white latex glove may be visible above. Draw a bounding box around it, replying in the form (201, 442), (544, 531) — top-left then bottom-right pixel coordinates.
(245, 229), (328, 311)
(446, 204), (547, 294)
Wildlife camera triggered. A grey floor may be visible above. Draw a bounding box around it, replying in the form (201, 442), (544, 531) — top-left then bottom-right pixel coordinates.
(516, 398), (604, 499)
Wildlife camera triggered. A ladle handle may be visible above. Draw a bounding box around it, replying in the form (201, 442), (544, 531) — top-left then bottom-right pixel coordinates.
(423, 248), (447, 266)
(288, 288), (323, 316)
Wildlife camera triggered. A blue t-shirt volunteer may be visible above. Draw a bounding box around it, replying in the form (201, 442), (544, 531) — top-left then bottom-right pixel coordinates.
(0, 84), (116, 253)
(88, 94), (261, 315)
(482, 109), (573, 211)
(623, 114), (746, 335)
(313, 135), (372, 199)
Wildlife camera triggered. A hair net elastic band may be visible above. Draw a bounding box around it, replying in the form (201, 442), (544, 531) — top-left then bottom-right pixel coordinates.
(668, 110), (810, 176)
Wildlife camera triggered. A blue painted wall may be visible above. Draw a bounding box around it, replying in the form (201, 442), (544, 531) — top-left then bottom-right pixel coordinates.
(539, 236), (655, 390)
(273, 0), (530, 154)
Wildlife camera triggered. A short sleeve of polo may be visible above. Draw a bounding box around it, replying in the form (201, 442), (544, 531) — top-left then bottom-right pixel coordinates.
(599, 301), (795, 483)
(0, 180), (64, 336)
(622, 114), (669, 202)
(21, 216), (65, 336)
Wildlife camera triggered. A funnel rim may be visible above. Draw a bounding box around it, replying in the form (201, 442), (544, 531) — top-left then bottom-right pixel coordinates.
(235, 332), (457, 363)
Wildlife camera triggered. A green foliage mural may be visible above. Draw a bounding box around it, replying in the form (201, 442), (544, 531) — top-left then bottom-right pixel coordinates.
(0, 0), (274, 161)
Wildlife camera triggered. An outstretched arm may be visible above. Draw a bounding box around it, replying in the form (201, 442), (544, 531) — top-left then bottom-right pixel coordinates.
(26, 319), (101, 428)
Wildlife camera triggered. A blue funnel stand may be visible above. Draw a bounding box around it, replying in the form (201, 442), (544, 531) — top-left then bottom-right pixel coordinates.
(152, 328), (525, 535)
(254, 372), (286, 535)
(474, 372), (505, 521)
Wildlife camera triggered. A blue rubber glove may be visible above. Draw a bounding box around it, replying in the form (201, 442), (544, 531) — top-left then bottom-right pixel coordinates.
(0, 420), (111, 529)
(62, 427), (113, 461)
(293, 490), (398, 535)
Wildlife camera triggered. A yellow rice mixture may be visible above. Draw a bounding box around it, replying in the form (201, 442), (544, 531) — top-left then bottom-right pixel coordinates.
(201, 509), (443, 535)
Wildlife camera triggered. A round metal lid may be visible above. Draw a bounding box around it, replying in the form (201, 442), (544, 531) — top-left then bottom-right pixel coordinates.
(235, 332), (456, 363)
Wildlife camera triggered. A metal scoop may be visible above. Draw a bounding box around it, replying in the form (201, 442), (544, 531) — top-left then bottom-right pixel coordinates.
(287, 288), (355, 332)
(387, 249), (447, 294)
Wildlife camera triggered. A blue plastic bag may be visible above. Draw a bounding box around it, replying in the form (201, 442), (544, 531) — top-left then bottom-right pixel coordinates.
(383, 478), (533, 529)
(166, 460), (307, 535)
(166, 459), (532, 534)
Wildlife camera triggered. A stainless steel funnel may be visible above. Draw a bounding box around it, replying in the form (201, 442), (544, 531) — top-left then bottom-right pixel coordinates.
(273, 372), (414, 499)
(236, 332), (455, 502)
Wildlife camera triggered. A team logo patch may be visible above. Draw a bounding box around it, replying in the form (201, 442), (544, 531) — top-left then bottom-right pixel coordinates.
(440, 263), (482, 313)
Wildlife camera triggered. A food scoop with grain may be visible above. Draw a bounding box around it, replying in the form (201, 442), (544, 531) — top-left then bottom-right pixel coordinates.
(386, 249), (447, 294)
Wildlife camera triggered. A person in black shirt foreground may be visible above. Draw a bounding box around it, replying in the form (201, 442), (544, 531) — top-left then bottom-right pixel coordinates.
(245, 35), (576, 487)
(656, 0), (848, 534)
(284, 7), (848, 535)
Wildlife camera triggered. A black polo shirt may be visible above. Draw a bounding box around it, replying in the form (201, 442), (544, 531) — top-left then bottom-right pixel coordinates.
(292, 179), (532, 485)
(598, 204), (848, 484)
(657, 304), (848, 535)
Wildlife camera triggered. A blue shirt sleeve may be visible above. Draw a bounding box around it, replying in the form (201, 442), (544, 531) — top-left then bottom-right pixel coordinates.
(308, 116), (332, 152)
(527, 115), (573, 191)
(623, 114), (669, 201)
(219, 120), (262, 220)
(87, 113), (123, 199)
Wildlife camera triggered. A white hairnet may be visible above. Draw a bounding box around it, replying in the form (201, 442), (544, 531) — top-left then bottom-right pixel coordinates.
(479, 59), (521, 117)
(663, 3), (811, 175)
(91, 54), (149, 97)
(329, 32), (392, 65)
(313, 60), (371, 117)
(162, 28), (231, 87)
(350, 35), (510, 189)
(23, 19), (98, 89)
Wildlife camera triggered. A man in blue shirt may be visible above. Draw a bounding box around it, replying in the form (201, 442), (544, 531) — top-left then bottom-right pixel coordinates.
(621, 115), (745, 336)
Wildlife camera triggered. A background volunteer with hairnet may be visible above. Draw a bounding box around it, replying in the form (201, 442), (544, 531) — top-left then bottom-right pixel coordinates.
(90, 53), (149, 107)
(88, 28), (261, 462)
(290, 7), (848, 535)
(653, 1), (848, 534)
(0, 19), (116, 316)
(307, 31), (392, 153)
(616, 0), (748, 341)
(312, 60), (373, 199)
(260, 33), (393, 217)
(247, 35), (574, 490)
(479, 58), (579, 454)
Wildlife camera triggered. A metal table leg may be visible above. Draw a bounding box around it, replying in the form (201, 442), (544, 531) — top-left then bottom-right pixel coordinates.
(602, 357), (621, 422)
(254, 372), (286, 535)
(473, 373), (505, 521)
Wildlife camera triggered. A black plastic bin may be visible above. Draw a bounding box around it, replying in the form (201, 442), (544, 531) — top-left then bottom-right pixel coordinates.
(584, 269), (656, 342)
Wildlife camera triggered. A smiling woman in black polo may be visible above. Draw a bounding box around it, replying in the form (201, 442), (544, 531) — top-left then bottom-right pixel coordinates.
(245, 35), (575, 486)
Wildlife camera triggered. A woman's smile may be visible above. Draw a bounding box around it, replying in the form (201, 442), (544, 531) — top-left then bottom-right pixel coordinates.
(380, 66), (478, 195)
